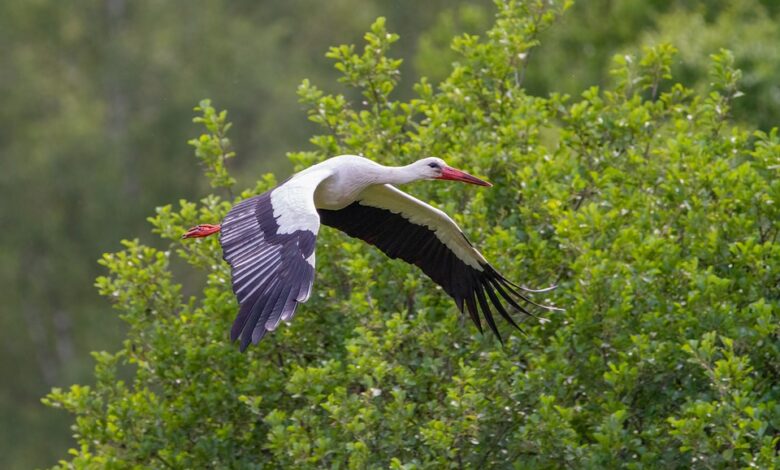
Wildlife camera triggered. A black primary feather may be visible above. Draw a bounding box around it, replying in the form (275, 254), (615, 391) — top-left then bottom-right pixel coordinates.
(318, 202), (546, 341)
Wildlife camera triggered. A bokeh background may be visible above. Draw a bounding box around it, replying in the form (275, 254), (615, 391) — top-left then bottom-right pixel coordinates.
(1, 0), (778, 467)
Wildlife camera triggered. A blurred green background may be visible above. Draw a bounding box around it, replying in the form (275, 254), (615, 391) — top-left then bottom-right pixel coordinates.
(1, 0), (778, 467)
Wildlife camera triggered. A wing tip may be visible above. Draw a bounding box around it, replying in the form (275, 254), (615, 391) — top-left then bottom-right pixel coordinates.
(456, 265), (563, 342)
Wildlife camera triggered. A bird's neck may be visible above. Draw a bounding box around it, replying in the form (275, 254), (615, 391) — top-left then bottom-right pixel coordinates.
(376, 164), (421, 186)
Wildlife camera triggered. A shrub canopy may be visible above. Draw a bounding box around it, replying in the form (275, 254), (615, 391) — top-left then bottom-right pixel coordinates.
(46, 1), (778, 468)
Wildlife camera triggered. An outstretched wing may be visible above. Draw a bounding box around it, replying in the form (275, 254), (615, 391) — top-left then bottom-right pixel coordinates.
(220, 169), (331, 351)
(318, 184), (544, 342)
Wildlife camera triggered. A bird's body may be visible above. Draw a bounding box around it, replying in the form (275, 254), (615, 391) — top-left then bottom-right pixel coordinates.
(184, 155), (554, 351)
(311, 155), (384, 209)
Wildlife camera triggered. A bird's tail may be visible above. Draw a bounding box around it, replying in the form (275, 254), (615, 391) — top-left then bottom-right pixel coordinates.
(182, 224), (221, 239)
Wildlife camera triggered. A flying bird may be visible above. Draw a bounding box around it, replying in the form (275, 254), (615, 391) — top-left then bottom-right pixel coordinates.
(183, 155), (555, 351)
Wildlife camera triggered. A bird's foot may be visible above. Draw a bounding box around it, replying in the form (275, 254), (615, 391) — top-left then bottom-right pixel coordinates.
(182, 224), (221, 239)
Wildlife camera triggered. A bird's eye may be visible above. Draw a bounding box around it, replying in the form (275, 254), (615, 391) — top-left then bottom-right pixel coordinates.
(428, 162), (440, 169)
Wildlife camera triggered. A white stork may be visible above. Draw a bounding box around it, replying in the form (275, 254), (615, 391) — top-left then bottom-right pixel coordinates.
(183, 155), (555, 351)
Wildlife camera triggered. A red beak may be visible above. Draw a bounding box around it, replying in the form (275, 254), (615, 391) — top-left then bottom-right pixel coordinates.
(437, 166), (492, 187)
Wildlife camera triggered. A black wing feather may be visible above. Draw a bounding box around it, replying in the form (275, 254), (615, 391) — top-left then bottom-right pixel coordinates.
(220, 191), (316, 350)
(318, 202), (538, 340)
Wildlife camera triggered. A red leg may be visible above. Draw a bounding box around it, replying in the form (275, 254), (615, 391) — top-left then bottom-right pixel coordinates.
(182, 224), (222, 239)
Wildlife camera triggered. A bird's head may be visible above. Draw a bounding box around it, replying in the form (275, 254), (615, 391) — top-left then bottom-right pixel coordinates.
(415, 157), (492, 187)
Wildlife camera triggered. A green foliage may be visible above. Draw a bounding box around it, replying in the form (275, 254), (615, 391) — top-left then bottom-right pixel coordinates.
(640, 0), (780, 131)
(416, 0), (780, 131)
(189, 100), (237, 193)
(46, 2), (779, 468)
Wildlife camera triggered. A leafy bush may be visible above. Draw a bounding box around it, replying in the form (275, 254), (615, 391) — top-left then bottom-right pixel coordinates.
(45, 1), (778, 468)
